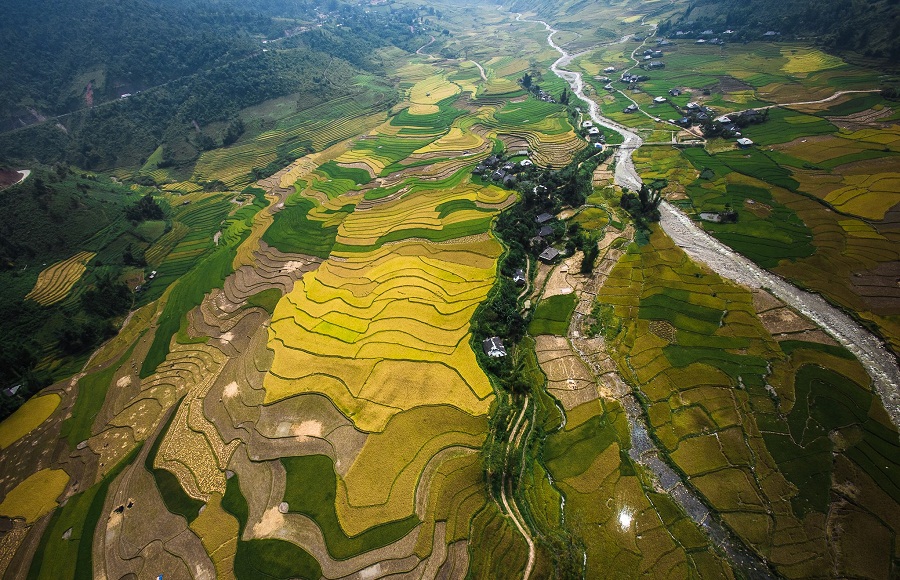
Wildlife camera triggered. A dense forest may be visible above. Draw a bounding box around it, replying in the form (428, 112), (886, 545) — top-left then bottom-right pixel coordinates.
(661, 0), (900, 61)
(0, 0), (438, 169)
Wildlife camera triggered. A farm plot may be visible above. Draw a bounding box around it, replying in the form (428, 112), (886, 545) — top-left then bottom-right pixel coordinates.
(24, 251), (95, 306)
(265, 237), (500, 433)
(0, 394), (60, 449)
(596, 229), (900, 577)
(676, 104), (900, 353)
(0, 468), (69, 523)
(542, 397), (733, 578)
(529, 293), (578, 336)
(192, 89), (392, 188)
(479, 97), (586, 167)
(334, 178), (502, 252)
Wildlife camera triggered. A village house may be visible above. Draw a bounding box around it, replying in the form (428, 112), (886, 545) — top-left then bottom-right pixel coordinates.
(653, 96), (667, 104)
(539, 247), (561, 263)
(513, 269), (526, 286)
(623, 103), (638, 114)
(647, 61), (665, 70)
(482, 337), (507, 357)
(668, 88), (682, 96)
(535, 212), (554, 225)
(737, 137), (754, 148)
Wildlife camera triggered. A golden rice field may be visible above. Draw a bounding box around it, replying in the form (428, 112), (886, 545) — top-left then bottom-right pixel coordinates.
(0, 394), (60, 449)
(408, 73), (461, 112)
(0, 468), (69, 523)
(414, 126), (485, 154)
(265, 238), (499, 432)
(25, 251), (95, 306)
(824, 171), (900, 220)
(780, 47), (844, 75)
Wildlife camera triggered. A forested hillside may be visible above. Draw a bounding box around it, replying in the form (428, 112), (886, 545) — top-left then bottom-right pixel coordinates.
(662, 0), (900, 61)
(0, 0), (435, 169)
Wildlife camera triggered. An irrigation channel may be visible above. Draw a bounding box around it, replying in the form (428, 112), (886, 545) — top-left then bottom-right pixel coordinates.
(507, 9), (900, 579)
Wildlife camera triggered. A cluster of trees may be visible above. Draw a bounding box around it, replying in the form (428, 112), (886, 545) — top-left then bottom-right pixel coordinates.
(620, 180), (666, 229)
(700, 109), (769, 138)
(472, 146), (611, 379)
(125, 193), (164, 222)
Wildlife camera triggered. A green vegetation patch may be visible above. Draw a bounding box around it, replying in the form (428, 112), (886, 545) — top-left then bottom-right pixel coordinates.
(60, 339), (140, 449)
(263, 197), (347, 259)
(223, 472), (322, 580)
(740, 107), (836, 145)
(435, 199), (495, 219)
(281, 455), (419, 559)
(639, 290), (724, 336)
(528, 293), (578, 336)
(390, 96), (464, 128)
(763, 363), (900, 515)
(317, 161), (372, 185)
(246, 288), (282, 315)
(544, 402), (625, 480)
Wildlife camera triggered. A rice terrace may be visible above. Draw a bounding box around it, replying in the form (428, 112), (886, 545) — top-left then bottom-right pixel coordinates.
(0, 0), (900, 578)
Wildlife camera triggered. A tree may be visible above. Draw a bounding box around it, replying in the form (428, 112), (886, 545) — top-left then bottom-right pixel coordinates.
(620, 179), (665, 228)
(580, 237), (600, 274)
(521, 73), (532, 88)
(125, 193), (164, 222)
(560, 87), (569, 104)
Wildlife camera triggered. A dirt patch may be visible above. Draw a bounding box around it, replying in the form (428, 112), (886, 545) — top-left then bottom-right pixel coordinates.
(542, 256), (584, 299)
(534, 335), (598, 410)
(743, 198), (772, 218)
(712, 76), (754, 94)
(759, 307), (818, 335)
(222, 381), (239, 399)
(0, 169), (28, 189)
(850, 260), (900, 314)
(827, 106), (894, 131)
(252, 506), (285, 536)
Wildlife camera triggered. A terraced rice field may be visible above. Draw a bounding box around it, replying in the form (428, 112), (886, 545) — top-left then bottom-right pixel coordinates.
(24, 251), (95, 305)
(10, 3), (900, 578)
(674, 91), (900, 355)
(192, 89), (392, 188)
(595, 229), (900, 578)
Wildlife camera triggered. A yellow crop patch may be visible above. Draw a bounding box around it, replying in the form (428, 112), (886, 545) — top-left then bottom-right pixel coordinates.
(0, 468), (69, 523)
(414, 127), (484, 154)
(781, 48), (844, 75)
(265, 238), (498, 432)
(25, 251), (95, 306)
(409, 74), (460, 106)
(0, 394), (61, 449)
(825, 173), (900, 220)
